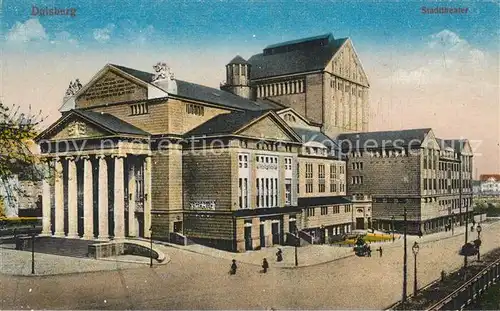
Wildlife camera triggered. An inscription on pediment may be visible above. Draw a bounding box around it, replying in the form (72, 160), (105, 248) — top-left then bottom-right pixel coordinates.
(82, 77), (136, 101)
(76, 71), (147, 108)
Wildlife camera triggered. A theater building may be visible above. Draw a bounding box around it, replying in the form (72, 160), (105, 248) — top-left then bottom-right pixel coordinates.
(36, 38), (356, 251)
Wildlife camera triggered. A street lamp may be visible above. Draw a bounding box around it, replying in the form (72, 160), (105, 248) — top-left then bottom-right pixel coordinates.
(452, 212), (455, 234)
(294, 229), (299, 267)
(476, 225), (482, 261)
(391, 216), (395, 242)
(402, 206), (408, 303)
(412, 241), (420, 297)
(149, 227), (153, 268)
(31, 224), (36, 275)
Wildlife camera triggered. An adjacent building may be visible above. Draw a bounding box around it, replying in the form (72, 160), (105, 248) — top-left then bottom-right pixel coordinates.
(337, 129), (474, 234)
(479, 174), (500, 196)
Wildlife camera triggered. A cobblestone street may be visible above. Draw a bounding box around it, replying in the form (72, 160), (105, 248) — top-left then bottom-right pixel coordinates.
(1, 221), (499, 310)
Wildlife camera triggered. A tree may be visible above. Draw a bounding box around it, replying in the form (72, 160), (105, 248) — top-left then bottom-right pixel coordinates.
(0, 101), (45, 213)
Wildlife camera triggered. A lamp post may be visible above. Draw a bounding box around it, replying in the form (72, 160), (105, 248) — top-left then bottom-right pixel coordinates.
(31, 224), (35, 275)
(391, 216), (395, 242)
(412, 241), (420, 297)
(476, 225), (482, 261)
(149, 227), (153, 268)
(402, 205), (408, 304)
(451, 212), (454, 236)
(294, 229), (299, 267)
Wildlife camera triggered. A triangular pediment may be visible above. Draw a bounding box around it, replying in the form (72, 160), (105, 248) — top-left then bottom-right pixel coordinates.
(422, 130), (439, 150)
(461, 140), (473, 156)
(277, 108), (313, 129)
(37, 112), (113, 141)
(75, 66), (148, 108)
(327, 39), (369, 87)
(236, 113), (301, 142)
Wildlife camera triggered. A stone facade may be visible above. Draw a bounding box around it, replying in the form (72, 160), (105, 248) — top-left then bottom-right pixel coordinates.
(36, 35), (369, 252)
(340, 129), (474, 234)
(225, 34), (370, 137)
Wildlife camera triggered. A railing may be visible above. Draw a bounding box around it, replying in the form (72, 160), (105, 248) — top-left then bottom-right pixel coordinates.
(426, 258), (500, 311)
(298, 230), (314, 245)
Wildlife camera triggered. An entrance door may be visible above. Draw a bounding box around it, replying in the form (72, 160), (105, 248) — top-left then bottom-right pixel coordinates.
(289, 220), (297, 234)
(272, 222), (280, 245)
(244, 226), (252, 251)
(173, 221), (182, 233)
(260, 224), (265, 248)
(356, 217), (365, 229)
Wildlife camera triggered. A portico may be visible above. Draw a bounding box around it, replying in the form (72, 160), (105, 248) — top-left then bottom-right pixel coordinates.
(37, 109), (153, 240)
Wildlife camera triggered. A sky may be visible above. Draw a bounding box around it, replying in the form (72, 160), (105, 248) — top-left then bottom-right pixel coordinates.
(1, 0), (499, 176)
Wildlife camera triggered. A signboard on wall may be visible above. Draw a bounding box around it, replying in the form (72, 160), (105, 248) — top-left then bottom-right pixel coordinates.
(189, 200), (216, 210)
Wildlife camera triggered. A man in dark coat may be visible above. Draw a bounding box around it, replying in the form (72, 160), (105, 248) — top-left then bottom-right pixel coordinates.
(276, 248), (283, 262)
(230, 259), (237, 275)
(262, 258), (269, 273)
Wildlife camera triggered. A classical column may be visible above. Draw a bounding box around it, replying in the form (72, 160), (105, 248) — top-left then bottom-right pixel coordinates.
(53, 158), (64, 236)
(67, 156), (78, 238)
(97, 155), (109, 240)
(128, 161), (136, 237)
(41, 159), (51, 236)
(113, 155), (126, 240)
(144, 156), (152, 238)
(82, 156), (94, 239)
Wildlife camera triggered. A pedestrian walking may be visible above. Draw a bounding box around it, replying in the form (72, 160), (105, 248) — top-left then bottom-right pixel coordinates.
(276, 248), (283, 262)
(367, 245), (372, 257)
(418, 230), (423, 239)
(379, 246), (383, 257)
(262, 258), (269, 273)
(229, 259), (237, 275)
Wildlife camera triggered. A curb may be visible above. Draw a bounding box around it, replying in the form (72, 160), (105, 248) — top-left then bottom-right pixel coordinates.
(160, 241), (357, 269)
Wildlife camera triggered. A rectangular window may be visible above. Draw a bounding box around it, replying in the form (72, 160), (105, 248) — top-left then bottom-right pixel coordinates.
(256, 179), (260, 207)
(285, 179), (291, 206)
(330, 164), (336, 192)
(305, 163), (313, 193)
(306, 182), (313, 193)
(306, 208), (315, 217)
(130, 103), (149, 116)
(424, 178), (427, 190)
(265, 178), (269, 207)
(305, 163), (313, 178)
(260, 178), (265, 207)
(284, 157), (292, 170)
(321, 207), (328, 215)
(186, 103), (205, 116)
(333, 206), (340, 214)
(238, 178), (242, 209)
(344, 205), (351, 213)
(318, 164), (325, 193)
(274, 178), (278, 206)
(243, 178), (248, 208)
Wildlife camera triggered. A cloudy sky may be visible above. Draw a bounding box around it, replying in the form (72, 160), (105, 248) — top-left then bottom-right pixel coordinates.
(2, 0), (499, 176)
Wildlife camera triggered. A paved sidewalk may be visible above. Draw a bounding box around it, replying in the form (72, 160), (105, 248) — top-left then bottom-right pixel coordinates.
(159, 220), (498, 268)
(0, 243), (172, 276)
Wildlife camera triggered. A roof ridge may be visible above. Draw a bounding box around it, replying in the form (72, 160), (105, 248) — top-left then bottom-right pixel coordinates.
(264, 33), (333, 50)
(338, 128), (432, 136)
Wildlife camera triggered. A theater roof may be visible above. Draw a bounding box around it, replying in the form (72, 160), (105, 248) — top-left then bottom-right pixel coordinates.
(248, 34), (348, 79)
